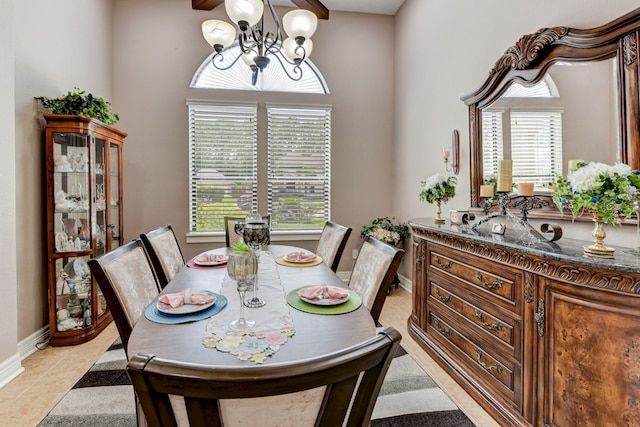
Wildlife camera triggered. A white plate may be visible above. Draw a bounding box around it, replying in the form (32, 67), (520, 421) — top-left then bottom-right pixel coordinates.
(299, 292), (350, 306)
(157, 291), (216, 314)
(194, 253), (228, 266)
(284, 252), (317, 263)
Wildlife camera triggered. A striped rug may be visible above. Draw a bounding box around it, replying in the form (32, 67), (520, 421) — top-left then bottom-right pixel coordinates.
(38, 340), (473, 426)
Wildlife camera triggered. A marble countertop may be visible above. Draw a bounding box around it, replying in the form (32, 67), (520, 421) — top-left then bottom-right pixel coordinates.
(410, 216), (640, 274)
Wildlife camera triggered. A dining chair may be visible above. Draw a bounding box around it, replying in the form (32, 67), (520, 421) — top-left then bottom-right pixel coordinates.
(224, 215), (271, 247)
(127, 326), (401, 427)
(88, 239), (160, 353)
(139, 224), (184, 289)
(315, 221), (352, 272)
(348, 236), (405, 324)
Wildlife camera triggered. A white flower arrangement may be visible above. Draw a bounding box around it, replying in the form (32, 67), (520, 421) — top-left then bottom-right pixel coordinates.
(419, 173), (457, 204)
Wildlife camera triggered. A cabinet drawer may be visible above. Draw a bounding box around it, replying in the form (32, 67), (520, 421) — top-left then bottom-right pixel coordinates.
(427, 244), (522, 313)
(428, 310), (521, 408)
(429, 279), (519, 354)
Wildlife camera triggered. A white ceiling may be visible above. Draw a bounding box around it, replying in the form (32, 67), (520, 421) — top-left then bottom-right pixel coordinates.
(273, 0), (405, 16)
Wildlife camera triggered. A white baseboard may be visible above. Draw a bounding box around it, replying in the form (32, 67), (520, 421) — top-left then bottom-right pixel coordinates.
(0, 325), (49, 390)
(19, 325), (49, 360)
(0, 353), (24, 389)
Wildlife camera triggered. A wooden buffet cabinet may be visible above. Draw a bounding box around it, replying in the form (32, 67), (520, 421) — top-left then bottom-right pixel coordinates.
(409, 218), (640, 427)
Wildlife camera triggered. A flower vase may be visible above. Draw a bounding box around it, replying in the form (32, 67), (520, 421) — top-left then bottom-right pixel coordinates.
(433, 200), (446, 224)
(583, 212), (615, 258)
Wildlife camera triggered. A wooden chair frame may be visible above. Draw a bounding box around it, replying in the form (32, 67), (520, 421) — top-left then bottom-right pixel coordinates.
(128, 327), (401, 427)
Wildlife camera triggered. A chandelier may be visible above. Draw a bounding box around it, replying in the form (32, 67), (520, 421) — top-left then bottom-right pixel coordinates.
(201, 0), (318, 86)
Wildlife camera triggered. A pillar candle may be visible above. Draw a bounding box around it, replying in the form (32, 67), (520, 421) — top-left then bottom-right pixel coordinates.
(480, 184), (494, 198)
(517, 182), (534, 197)
(497, 160), (513, 192)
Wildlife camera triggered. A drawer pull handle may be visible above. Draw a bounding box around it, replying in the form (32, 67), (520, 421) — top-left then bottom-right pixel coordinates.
(475, 349), (503, 374)
(434, 319), (453, 336)
(475, 310), (503, 331)
(475, 272), (503, 289)
(534, 300), (545, 337)
(435, 255), (453, 269)
(434, 288), (453, 303)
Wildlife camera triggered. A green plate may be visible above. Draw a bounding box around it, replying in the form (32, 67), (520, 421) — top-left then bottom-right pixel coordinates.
(286, 287), (362, 315)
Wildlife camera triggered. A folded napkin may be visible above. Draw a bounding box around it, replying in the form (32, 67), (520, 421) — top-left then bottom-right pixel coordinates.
(286, 251), (316, 262)
(297, 285), (349, 300)
(196, 253), (227, 263)
(158, 288), (215, 308)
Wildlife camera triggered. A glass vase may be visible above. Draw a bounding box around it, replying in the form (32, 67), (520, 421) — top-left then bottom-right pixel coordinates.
(227, 250), (258, 329)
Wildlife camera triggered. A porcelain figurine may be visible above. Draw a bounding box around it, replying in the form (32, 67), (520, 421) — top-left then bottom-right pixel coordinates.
(55, 190), (76, 212)
(54, 155), (73, 173)
(55, 271), (71, 295)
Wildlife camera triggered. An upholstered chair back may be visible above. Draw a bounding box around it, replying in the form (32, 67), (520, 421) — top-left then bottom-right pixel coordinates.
(315, 221), (352, 272)
(348, 236), (404, 323)
(140, 224), (184, 289)
(88, 240), (159, 352)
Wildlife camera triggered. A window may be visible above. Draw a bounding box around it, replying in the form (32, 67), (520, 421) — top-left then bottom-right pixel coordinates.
(267, 105), (331, 231)
(188, 102), (257, 233)
(482, 108), (563, 189)
(187, 102), (331, 238)
(190, 45), (330, 94)
(510, 110), (563, 188)
(482, 109), (504, 180)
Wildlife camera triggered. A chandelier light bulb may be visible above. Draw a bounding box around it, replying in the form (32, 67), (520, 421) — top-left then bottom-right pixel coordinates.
(283, 9), (318, 39)
(283, 37), (313, 62)
(225, 0), (264, 29)
(241, 51), (257, 66)
(201, 20), (236, 51)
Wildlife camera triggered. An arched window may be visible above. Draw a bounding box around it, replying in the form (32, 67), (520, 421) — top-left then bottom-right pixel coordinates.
(190, 44), (329, 94)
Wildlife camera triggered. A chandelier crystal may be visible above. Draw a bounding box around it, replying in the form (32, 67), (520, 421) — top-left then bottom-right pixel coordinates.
(201, 0), (318, 86)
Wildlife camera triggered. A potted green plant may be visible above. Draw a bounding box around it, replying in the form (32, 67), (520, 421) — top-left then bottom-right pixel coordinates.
(35, 88), (119, 125)
(361, 216), (410, 247)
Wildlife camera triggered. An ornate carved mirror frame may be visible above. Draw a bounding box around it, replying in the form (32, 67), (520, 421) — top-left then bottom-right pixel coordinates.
(461, 7), (640, 222)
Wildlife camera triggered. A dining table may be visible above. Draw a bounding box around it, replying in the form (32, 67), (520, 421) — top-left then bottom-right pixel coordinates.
(127, 245), (377, 367)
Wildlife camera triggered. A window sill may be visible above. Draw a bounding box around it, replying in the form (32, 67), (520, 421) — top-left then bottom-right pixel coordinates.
(186, 230), (322, 244)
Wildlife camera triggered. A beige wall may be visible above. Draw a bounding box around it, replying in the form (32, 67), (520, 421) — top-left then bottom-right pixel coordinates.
(393, 0), (640, 278)
(13, 0), (114, 343)
(0, 0), (18, 374)
(4, 0), (640, 377)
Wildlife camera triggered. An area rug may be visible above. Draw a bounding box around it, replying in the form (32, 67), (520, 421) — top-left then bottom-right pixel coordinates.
(38, 340), (473, 427)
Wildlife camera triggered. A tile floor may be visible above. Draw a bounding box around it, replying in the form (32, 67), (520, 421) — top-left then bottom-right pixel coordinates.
(0, 286), (499, 426)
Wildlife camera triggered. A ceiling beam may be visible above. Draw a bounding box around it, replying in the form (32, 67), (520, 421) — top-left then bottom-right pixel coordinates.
(290, 0), (329, 20)
(192, 0), (329, 20)
(192, 0), (224, 10)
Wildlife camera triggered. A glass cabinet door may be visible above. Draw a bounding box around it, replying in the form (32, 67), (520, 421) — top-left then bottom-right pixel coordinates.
(109, 144), (121, 249)
(52, 132), (91, 253)
(94, 137), (107, 257)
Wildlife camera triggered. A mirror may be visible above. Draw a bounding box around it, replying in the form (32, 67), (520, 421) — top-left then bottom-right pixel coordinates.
(462, 8), (640, 222)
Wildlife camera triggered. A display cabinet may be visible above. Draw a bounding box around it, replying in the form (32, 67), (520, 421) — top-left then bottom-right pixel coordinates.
(44, 114), (127, 346)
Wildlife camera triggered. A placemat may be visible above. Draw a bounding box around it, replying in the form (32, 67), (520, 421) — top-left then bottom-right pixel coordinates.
(275, 255), (323, 267)
(145, 293), (228, 324)
(186, 258), (227, 269)
(286, 287), (362, 315)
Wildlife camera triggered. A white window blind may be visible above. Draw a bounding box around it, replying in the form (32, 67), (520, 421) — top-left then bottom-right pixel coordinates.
(482, 110), (504, 180)
(267, 106), (331, 231)
(188, 102), (257, 232)
(510, 110), (563, 188)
